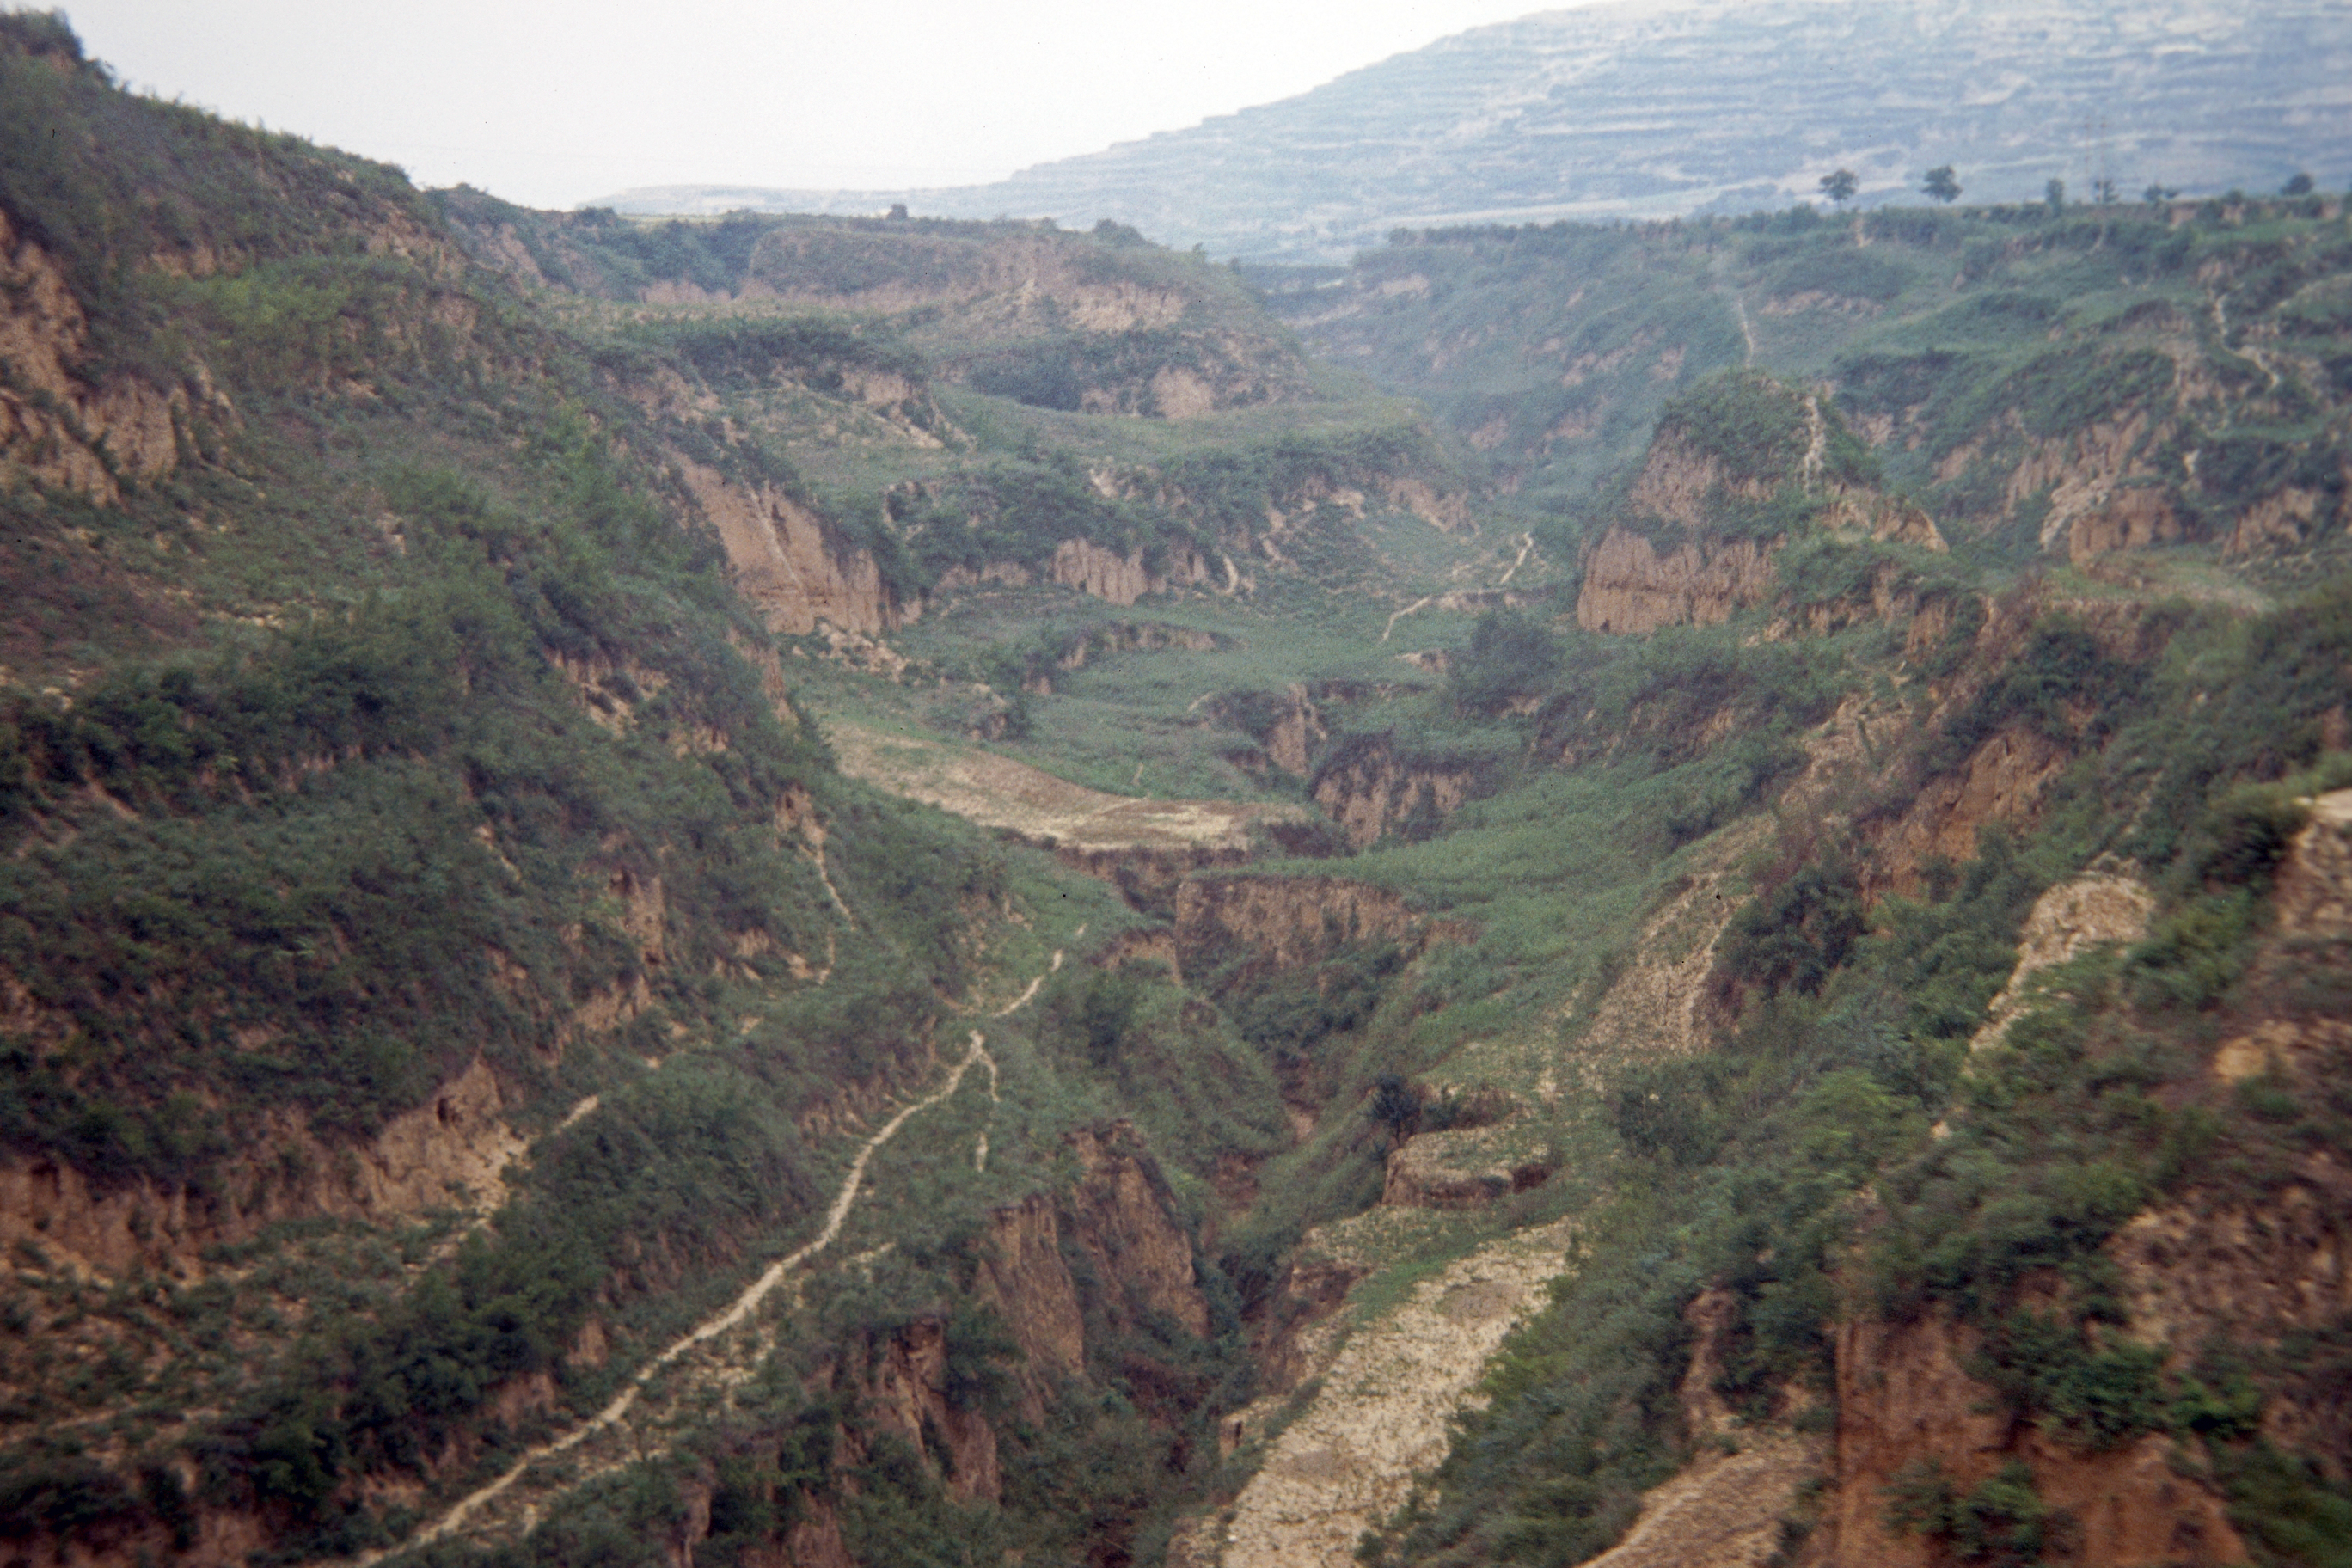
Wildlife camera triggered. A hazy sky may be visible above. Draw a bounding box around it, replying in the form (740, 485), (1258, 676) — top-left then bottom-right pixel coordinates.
(58, 1), (1567, 208)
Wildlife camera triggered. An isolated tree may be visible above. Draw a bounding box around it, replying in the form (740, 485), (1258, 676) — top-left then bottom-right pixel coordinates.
(1820, 168), (1860, 207)
(1922, 165), (1962, 203)
(2143, 182), (2179, 205)
(1369, 1074), (1420, 1145)
(2283, 171), (2315, 196)
(1450, 608), (1560, 715)
(2044, 176), (2067, 211)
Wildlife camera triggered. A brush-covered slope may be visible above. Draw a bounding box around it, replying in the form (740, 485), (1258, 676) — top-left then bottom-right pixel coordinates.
(429, 189), (1474, 640)
(597, 0), (2352, 260)
(1268, 195), (2352, 594)
(10, 11), (2352, 1568)
(0, 21), (1334, 1568)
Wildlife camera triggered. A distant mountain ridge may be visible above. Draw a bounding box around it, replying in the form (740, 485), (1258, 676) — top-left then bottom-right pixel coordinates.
(595, 0), (2352, 260)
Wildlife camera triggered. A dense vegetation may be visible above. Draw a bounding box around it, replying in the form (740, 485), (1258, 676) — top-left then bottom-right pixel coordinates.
(8, 12), (2352, 1568)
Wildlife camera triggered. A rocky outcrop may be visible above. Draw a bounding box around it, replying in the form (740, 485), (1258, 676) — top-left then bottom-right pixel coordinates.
(1047, 537), (1215, 606)
(1865, 726), (2068, 900)
(0, 210), (199, 504)
(2068, 487), (2181, 564)
(2226, 486), (2331, 557)
(1969, 873), (2155, 1053)
(1821, 1311), (2245, 1568)
(0, 1056), (524, 1280)
(1576, 525), (1779, 634)
(1173, 875), (1434, 977)
(1308, 733), (1478, 847)
(676, 456), (902, 634)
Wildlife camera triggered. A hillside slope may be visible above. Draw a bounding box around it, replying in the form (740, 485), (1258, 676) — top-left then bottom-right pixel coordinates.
(0, 21), (1335, 1568)
(1267, 195), (2352, 589)
(7, 13), (2352, 1568)
(597, 0), (2352, 260)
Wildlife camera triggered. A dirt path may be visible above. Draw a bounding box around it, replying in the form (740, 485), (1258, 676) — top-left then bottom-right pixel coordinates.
(1381, 596), (1434, 642)
(1494, 532), (1536, 587)
(351, 1016), (1014, 1565)
(1712, 252), (1755, 367)
(1799, 394), (1827, 492)
(992, 950), (1059, 1018)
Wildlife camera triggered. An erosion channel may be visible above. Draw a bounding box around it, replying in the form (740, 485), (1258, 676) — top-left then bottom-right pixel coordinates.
(4, 21), (2352, 1568)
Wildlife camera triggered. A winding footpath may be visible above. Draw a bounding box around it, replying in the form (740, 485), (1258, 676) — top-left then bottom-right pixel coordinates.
(345, 954), (1057, 1565)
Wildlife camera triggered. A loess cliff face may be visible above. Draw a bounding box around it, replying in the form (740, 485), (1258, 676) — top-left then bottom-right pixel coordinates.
(1308, 733), (1479, 847)
(0, 1057), (524, 1283)
(1044, 536), (1216, 606)
(0, 208), (190, 503)
(636, 1121), (1210, 1568)
(1864, 725), (2069, 898)
(677, 456), (904, 635)
(17, 21), (2352, 1568)
(1822, 1312), (2247, 1568)
(1801, 793), (2352, 1566)
(1576, 525), (1779, 634)
(1575, 380), (1954, 637)
(1174, 875), (1436, 978)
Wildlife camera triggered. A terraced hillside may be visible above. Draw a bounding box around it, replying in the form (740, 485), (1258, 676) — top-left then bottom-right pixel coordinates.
(5, 13), (2352, 1568)
(600, 0), (2352, 260)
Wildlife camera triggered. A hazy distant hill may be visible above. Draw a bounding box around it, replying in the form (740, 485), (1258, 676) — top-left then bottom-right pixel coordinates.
(597, 0), (2352, 260)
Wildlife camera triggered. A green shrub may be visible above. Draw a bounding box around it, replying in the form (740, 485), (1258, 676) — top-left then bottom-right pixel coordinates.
(1969, 1311), (2168, 1449)
(1448, 609), (1560, 716)
(1886, 1459), (2060, 1568)
(1656, 371), (1811, 486)
(1770, 246), (1914, 303)
(1718, 859), (1865, 999)
(2213, 1442), (2352, 1568)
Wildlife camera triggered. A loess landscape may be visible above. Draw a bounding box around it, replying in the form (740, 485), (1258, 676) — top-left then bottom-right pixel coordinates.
(3, 6), (2352, 1568)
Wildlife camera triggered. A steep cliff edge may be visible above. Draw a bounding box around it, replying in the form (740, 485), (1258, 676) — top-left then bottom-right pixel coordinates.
(1308, 733), (1483, 848)
(1575, 374), (1942, 636)
(438, 201), (1315, 422)
(676, 456), (905, 635)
